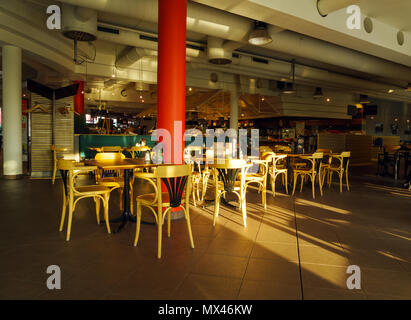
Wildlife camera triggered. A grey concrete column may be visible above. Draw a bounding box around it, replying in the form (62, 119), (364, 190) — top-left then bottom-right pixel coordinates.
(2, 45), (22, 178)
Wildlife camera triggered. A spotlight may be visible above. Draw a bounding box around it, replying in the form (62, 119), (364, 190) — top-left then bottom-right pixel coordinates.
(248, 21), (272, 46)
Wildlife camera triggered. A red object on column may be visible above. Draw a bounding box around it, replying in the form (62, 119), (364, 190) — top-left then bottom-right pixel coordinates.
(73, 81), (85, 115)
(157, 0), (187, 164)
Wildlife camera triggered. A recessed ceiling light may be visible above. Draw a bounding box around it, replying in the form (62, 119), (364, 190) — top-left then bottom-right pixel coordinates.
(326, 98), (331, 102)
(388, 89), (394, 93)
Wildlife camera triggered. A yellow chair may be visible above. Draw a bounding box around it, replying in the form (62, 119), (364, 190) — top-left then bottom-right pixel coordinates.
(212, 159), (248, 227)
(243, 159), (270, 208)
(292, 152), (324, 199)
(266, 152), (288, 197)
(274, 145), (291, 153)
(57, 159), (111, 241)
(188, 161), (202, 206)
(327, 151), (351, 192)
(94, 152), (134, 212)
(51, 145), (67, 184)
(133, 164), (194, 259)
(259, 146), (273, 157)
(316, 149), (332, 187)
(129, 146), (151, 159)
(100, 146), (123, 153)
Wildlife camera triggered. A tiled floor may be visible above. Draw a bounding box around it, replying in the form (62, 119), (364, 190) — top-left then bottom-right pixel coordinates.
(0, 168), (410, 300)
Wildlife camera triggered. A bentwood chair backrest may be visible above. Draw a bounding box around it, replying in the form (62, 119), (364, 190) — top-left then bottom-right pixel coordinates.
(340, 151), (351, 170)
(156, 165), (191, 208)
(305, 152), (324, 173)
(95, 152), (125, 161)
(213, 159), (247, 193)
(274, 145), (291, 153)
(101, 146), (123, 153)
(259, 146), (273, 154)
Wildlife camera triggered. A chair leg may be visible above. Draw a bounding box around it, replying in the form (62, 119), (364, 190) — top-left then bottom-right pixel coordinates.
(300, 175), (304, 192)
(339, 173), (343, 193)
(59, 193), (67, 232)
(129, 185), (134, 216)
(66, 196), (74, 241)
(119, 188), (123, 210)
(52, 161), (57, 185)
(192, 183), (197, 207)
(185, 204), (195, 249)
(271, 174), (277, 198)
(311, 174), (316, 199)
(95, 197), (101, 224)
(133, 202), (142, 246)
(284, 172), (289, 195)
(262, 181), (267, 209)
(241, 193), (247, 228)
(167, 211), (171, 238)
(346, 170), (350, 191)
(157, 210), (163, 259)
(213, 193), (222, 227)
(292, 173), (297, 196)
(103, 195), (111, 234)
(318, 172), (323, 197)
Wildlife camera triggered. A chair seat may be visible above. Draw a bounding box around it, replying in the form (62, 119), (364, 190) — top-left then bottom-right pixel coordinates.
(97, 177), (124, 188)
(293, 168), (315, 174)
(137, 192), (185, 206)
(217, 180), (243, 191)
(269, 167), (287, 174)
(76, 185), (111, 194)
(329, 166), (343, 172)
(239, 173), (264, 180)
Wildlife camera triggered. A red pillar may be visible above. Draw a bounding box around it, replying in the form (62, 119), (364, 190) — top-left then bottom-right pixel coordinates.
(73, 80), (85, 115)
(157, 0), (187, 164)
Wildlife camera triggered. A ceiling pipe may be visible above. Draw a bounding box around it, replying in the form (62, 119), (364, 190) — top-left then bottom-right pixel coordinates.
(207, 36), (244, 65)
(97, 27), (205, 59)
(58, 0), (253, 42)
(265, 27), (411, 85)
(115, 47), (156, 69)
(316, 0), (359, 17)
(59, 0), (411, 84)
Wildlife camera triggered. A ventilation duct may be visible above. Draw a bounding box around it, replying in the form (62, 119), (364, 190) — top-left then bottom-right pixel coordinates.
(115, 47), (155, 69)
(60, 0), (411, 83)
(316, 0), (359, 17)
(61, 4), (97, 41)
(207, 37), (232, 65)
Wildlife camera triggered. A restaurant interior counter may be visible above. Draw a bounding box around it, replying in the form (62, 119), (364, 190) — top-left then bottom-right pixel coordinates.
(76, 134), (155, 159)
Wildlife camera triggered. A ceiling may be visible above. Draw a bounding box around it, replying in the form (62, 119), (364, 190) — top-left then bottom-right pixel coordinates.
(360, 0), (411, 31)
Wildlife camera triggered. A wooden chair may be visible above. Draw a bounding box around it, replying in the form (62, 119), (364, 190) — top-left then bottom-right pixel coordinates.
(100, 146), (123, 153)
(327, 151), (351, 192)
(259, 146), (273, 157)
(57, 159), (111, 241)
(292, 152), (324, 199)
(212, 159), (248, 227)
(265, 152), (288, 197)
(274, 145), (291, 153)
(94, 152), (134, 212)
(51, 145), (67, 184)
(316, 148), (332, 187)
(129, 146), (151, 159)
(243, 159), (270, 208)
(133, 164), (194, 259)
